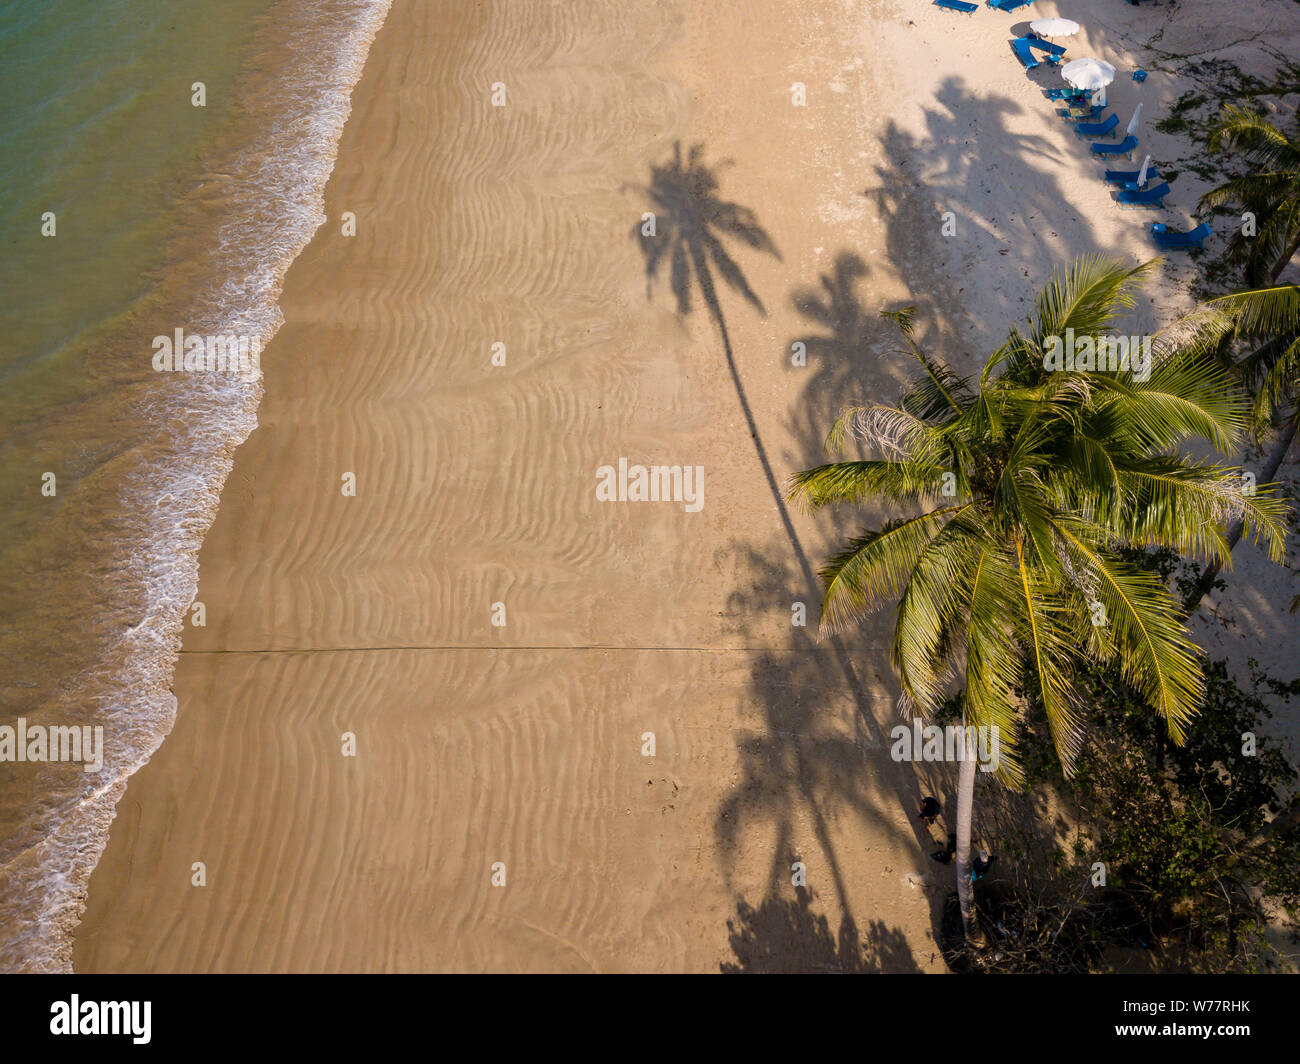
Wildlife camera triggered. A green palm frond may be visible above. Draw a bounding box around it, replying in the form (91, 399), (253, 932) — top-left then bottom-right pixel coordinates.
(796, 255), (1294, 782)
(818, 505), (970, 635)
(881, 306), (973, 419)
(1051, 518), (1205, 744)
(889, 512), (985, 712)
(1200, 283), (1300, 337)
(1199, 107), (1300, 283)
(787, 459), (947, 510)
(1013, 534), (1086, 772)
(1117, 459), (1289, 564)
(1100, 353), (1243, 454)
(1162, 284), (1300, 437)
(1028, 256), (1159, 357)
(1206, 105), (1294, 155)
(1241, 332), (1300, 426)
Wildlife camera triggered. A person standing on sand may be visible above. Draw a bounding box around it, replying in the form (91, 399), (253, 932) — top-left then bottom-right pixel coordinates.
(919, 796), (941, 827)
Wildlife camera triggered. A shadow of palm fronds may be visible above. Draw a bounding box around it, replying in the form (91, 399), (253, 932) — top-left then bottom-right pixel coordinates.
(635, 140), (780, 329)
(721, 886), (922, 972)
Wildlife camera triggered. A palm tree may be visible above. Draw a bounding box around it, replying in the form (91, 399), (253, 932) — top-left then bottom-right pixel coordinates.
(1200, 105), (1300, 287)
(789, 257), (1289, 947)
(1175, 282), (1300, 613)
(1178, 108), (1300, 613)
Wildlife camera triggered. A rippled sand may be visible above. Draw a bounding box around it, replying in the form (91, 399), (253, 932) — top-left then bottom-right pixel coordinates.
(77, 0), (1294, 972)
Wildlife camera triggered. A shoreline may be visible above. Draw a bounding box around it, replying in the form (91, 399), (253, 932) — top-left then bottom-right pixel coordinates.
(0, 0), (394, 972)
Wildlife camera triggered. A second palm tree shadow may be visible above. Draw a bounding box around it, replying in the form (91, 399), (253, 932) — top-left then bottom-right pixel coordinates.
(632, 143), (946, 941)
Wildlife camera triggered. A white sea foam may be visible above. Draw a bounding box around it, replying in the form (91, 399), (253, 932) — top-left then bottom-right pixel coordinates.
(2, 0), (393, 972)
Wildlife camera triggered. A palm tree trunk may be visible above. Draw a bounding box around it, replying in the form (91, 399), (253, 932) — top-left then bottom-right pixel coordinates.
(1182, 416), (1298, 616)
(1266, 231), (1300, 285)
(955, 730), (985, 949)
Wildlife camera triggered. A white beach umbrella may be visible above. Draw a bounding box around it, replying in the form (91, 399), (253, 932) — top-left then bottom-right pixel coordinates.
(1127, 101), (1143, 137)
(1137, 154), (1152, 186)
(1063, 57), (1115, 108)
(1030, 17), (1080, 38)
(1061, 57), (1116, 91)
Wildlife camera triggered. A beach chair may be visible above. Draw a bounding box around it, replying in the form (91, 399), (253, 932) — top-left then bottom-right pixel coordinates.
(1060, 104), (1105, 122)
(1027, 38), (1066, 61)
(1151, 222), (1212, 250)
(935, 0), (979, 12)
(1091, 135), (1139, 159)
(1075, 113), (1119, 140)
(1116, 181), (1172, 208)
(1011, 38), (1039, 71)
(1103, 167), (1161, 188)
(993, 0), (1034, 10)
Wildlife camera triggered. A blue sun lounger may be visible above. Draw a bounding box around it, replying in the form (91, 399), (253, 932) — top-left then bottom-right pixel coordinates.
(1116, 181), (1172, 208)
(1075, 113), (1119, 140)
(1104, 166), (1161, 188)
(991, 0), (1034, 10)
(1027, 38), (1066, 62)
(1091, 135), (1138, 158)
(1011, 38), (1040, 70)
(935, 0), (979, 12)
(1046, 87), (1090, 101)
(1151, 222), (1211, 249)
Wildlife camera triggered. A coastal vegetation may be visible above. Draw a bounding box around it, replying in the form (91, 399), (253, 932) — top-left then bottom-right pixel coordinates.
(1198, 106), (1300, 288)
(792, 257), (1297, 966)
(963, 642), (1300, 973)
(1175, 106), (1300, 611)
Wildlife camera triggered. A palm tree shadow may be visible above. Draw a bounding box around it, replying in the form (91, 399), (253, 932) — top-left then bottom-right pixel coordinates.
(785, 250), (924, 529)
(631, 142), (808, 582)
(632, 143), (947, 949)
(716, 541), (951, 958)
(634, 141), (780, 323)
(721, 886), (922, 973)
(756, 80), (1133, 954)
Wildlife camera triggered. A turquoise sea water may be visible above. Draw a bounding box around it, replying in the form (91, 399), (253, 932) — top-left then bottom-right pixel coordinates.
(0, 0), (392, 970)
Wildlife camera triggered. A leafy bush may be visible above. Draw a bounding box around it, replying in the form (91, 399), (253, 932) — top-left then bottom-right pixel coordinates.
(969, 654), (1300, 972)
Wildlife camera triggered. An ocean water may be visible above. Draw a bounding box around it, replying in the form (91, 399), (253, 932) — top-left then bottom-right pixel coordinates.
(0, 0), (392, 970)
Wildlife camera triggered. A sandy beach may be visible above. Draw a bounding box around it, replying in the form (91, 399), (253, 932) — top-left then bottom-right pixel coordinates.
(72, 0), (1300, 973)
